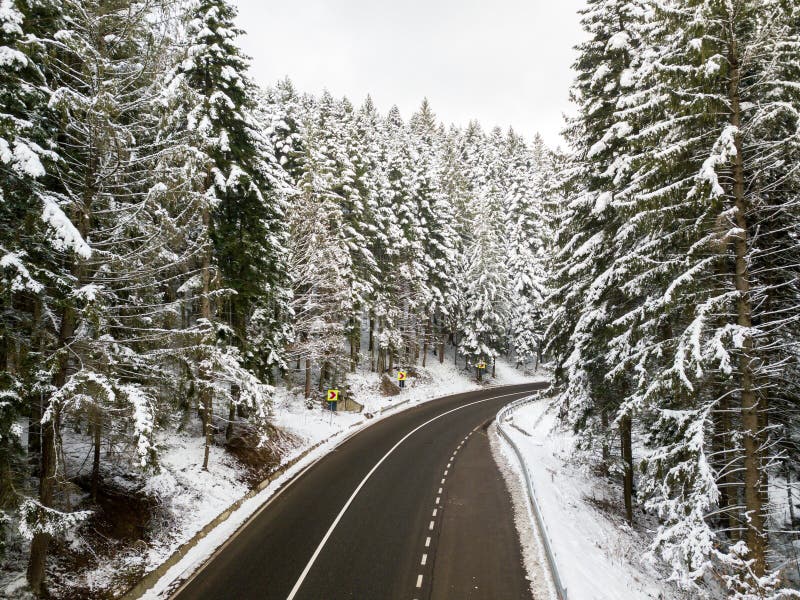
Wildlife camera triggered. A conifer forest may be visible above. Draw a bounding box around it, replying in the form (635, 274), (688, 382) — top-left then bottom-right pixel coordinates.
(1, 0), (799, 598)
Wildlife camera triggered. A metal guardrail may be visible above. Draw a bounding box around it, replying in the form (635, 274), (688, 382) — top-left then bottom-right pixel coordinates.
(496, 396), (568, 600)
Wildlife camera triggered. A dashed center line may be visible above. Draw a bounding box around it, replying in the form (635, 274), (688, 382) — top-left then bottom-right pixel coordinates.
(413, 430), (479, 598)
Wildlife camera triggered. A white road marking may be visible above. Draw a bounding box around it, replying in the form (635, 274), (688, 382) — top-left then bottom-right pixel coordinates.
(438, 487), (442, 494)
(432, 509), (438, 517)
(416, 574), (423, 588)
(429, 520), (435, 530)
(425, 536), (431, 547)
(435, 496), (440, 504)
(447, 462), (451, 468)
(421, 554), (428, 565)
(444, 470), (448, 476)
(285, 390), (529, 600)
(441, 478), (445, 484)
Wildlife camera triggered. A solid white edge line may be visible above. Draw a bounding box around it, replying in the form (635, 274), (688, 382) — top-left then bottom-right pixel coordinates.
(284, 389), (528, 600)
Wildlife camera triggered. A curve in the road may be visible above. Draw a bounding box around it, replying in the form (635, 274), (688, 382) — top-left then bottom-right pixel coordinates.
(171, 381), (547, 600)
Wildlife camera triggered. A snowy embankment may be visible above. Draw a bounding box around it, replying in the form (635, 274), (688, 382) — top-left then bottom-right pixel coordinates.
(119, 357), (544, 599)
(499, 399), (684, 600)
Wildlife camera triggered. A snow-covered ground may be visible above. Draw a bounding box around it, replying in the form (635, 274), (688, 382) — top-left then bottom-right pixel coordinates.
(498, 398), (687, 600)
(126, 355), (546, 599)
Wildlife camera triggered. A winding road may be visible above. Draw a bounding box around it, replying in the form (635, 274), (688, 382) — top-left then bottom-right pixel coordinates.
(171, 382), (548, 600)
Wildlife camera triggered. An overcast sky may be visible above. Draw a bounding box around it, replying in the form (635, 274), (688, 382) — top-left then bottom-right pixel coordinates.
(233, 0), (587, 148)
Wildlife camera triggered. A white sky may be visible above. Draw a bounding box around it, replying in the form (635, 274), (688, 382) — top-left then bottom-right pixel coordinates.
(233, 0), (588, 148)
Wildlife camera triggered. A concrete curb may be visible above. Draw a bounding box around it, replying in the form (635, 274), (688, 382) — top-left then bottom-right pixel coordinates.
(496, 396), (568, 600)
(119, 396), (418, 600)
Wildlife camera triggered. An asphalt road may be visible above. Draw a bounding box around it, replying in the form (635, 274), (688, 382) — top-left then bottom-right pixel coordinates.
(171, 382), (548, 600)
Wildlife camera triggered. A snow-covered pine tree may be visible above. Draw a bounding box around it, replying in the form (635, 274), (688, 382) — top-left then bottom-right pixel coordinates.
(286, 96), (351, 397)
(436, 126), (472, 359)
(379, 105), (422, 369)
(503, 129), (548, 371)
(0, 0), (84, 562)
(606, 0), (800, 593)
(175, 0), (289, 357)
(352, 96), (389, 372)
(546, 0), (644, 525)
(22, 0), (182, 590)
(159, 0), (282, 468)
(328, 94), (379, 373)
(459, 206), (510, 381)
(409, 99), (457, 367)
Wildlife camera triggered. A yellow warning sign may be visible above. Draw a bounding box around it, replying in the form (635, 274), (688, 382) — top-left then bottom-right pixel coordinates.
(397, 371), (407, 381)
(327, 389), (339, 402)
(477, 361), (486, 370)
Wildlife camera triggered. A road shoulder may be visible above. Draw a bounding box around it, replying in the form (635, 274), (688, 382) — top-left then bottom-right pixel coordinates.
(489, 422), (556, 600)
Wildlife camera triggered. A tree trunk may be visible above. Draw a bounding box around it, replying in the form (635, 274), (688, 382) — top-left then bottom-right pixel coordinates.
(28, 299), (44, 472)
(28, 303), (75, 594)
(201, 387), (212, 471)
(226, 384), (239, 442)
(422, 319), (431, 368)
(729, 37), (767, 576)
(0, 336), (12, 509)
(318, 361), (327, 392)
(349, 315), (359, 373)
(200, 206), (213, 471)
(90, 406), (101, 502)
(304, 358), (311, 399)
(786, 462), (796, 530)
(492, 358), (496, 379)
(620, 414), (633, 525)
(369, 318), (375, 372)
(601, 407), (610, 468)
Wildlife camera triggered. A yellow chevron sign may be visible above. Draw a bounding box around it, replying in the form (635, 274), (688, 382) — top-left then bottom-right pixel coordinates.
(397, 371), (407, 381)
(327, 389), (339, 402)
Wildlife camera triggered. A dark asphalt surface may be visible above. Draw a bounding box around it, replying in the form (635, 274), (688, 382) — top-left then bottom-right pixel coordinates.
(171, 382), (547, 600)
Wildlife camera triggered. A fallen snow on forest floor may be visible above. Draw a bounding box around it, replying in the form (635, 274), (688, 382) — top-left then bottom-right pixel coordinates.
(128, 356), (547, 599)
(499, 398), (689, 600)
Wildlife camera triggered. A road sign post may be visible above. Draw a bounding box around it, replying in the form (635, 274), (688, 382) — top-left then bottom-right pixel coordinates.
(397, 370), (406, 389)
(476, 361), (486, 382)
